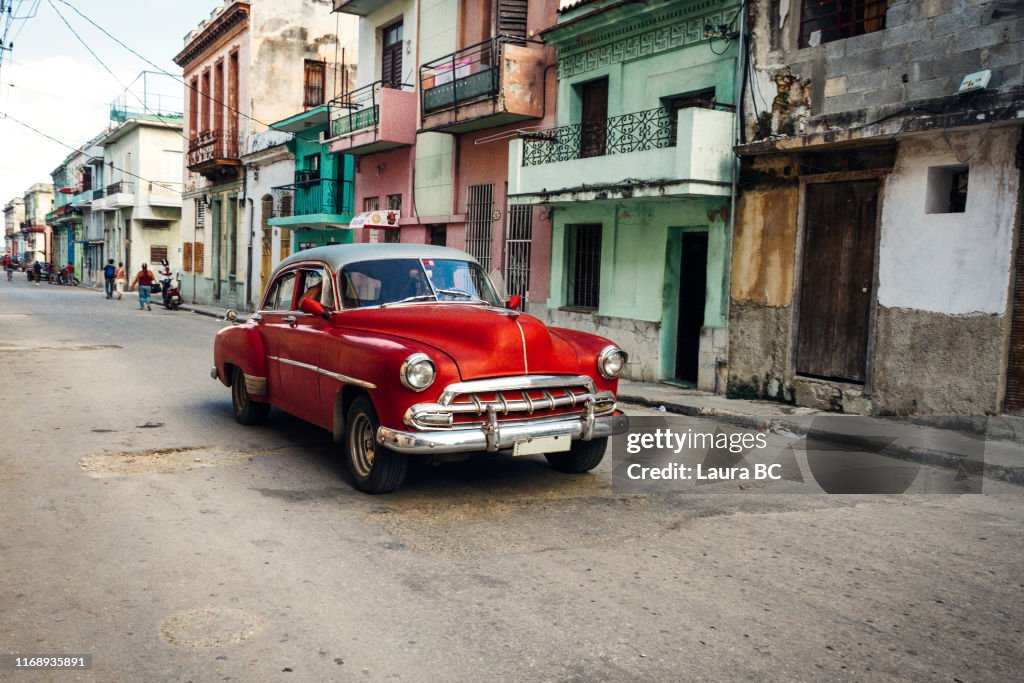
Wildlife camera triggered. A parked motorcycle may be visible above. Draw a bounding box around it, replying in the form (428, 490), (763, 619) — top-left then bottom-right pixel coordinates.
(161, 273), (182, 310)
(54, 267), (79, 286)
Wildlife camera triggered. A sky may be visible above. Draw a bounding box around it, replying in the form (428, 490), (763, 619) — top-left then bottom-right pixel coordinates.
(0, 0), (219, 204)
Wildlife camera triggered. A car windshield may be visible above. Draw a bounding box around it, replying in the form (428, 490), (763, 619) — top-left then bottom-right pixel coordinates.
(339, 258), (503, 309)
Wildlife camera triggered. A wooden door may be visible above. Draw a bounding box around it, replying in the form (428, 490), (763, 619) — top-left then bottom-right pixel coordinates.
(579, 78), (608, 159)
(795, 180), (878, 383)
(382, 21), (403, 88)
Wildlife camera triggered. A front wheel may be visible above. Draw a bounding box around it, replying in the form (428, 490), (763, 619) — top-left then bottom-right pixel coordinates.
(345, 395), (407, 493)
(231, 366), (269, 425)
(545, 437), (607, 473)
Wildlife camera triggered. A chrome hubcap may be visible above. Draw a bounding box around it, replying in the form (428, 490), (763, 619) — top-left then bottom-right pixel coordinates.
(350, 413), (375, 478)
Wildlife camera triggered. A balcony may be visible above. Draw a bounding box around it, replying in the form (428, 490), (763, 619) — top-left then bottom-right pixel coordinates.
(332, 0), (389, 16)
(96, 181), (136, 209)
(186, 129), (242, 180)
(328, 81), (416, 156)
(20, 220), (46, 233)
(45, 205), (82, 225)
(508, 106), (735, 204)
(72, 186), (93, 207)
(419, 36), (545, 134)
(268, 175), (354, 229)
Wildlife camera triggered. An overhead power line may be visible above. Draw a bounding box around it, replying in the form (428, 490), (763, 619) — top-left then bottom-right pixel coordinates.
(53, 0), (324, 143)
(1, 109), (179, 194)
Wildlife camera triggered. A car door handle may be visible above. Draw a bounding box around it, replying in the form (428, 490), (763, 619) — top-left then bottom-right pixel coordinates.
(284, 315), (297, 326)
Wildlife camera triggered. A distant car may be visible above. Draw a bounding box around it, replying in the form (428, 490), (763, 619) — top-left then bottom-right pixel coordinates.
(212, 244), (629, 493)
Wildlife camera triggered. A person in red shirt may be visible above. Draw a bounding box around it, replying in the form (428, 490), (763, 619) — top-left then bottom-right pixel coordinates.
(130, 263), (156, 311)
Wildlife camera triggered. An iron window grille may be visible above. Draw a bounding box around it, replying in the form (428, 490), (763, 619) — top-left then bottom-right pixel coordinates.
(799, 0), (887, 48)
(304, 60), (327, 107)
(466, 184), (494, 271)
(568, 224), (602, 310)
(504, 204), (532, 300)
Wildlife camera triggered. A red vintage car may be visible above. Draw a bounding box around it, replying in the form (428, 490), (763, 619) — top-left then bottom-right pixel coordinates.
(212, 244), (629, 493)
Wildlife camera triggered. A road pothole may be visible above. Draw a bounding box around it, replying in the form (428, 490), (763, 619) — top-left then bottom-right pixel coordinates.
(160, 607), (263, 648)
(78, 446), (248, 477)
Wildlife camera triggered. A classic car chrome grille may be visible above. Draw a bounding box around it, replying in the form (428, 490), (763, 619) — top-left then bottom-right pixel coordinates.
(405, 375), (617, 431)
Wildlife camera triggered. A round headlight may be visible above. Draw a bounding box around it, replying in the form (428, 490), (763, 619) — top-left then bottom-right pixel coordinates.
(597, 345), (627, 379)
(401, 353), (436, 391)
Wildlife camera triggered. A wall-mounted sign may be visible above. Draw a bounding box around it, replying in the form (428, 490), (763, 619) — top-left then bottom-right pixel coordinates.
(350, 210), (400, 229)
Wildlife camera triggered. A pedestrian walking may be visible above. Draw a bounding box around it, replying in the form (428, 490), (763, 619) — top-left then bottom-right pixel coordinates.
(32, 261), (42, 286)
(114, 262), (127, 299)
(103, 259), (116, 299)
(131, 263), (156, 311)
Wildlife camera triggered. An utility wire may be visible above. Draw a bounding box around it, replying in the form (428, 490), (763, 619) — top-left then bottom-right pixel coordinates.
(53, 0), (323, 143)
(1, 109), (180, 193)
(46, 0), (189, 144)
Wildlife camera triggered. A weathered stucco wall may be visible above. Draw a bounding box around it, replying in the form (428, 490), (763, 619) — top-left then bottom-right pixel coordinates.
(878, 127), (1020, 315)
(730, 157), (799, 306)
(871, 306), (1004, 415)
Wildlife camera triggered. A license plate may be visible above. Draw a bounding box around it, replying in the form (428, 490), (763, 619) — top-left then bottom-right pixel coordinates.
(513, 435), (571, 456)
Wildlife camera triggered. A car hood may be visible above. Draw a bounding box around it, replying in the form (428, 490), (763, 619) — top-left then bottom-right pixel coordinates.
(337, 304), (581, 379)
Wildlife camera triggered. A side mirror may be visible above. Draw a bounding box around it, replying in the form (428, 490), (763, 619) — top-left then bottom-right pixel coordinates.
(299, 297), (330, 319)
(506, 294), (522, 310)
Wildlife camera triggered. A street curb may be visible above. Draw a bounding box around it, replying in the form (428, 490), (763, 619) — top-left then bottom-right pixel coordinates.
(180, 306), (224, 320)
(618, 393), (1024, 487)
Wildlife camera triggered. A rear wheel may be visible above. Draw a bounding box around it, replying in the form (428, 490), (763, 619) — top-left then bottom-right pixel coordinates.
(345, 395), (407, 493)
(231, 366), (269, 425)
(545, 437), (607, 473)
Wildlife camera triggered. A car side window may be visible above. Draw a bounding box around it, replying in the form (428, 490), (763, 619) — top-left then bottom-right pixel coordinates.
(264, 271), (297, 311)
(297, 267), (336, 311)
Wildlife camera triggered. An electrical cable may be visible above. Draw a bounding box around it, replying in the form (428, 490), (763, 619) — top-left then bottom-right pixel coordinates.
(1, 109), (179, 193)
(53, 0), (324, 143)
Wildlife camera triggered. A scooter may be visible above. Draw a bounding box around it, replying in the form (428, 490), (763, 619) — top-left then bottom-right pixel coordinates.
(162, 273), (182, 310)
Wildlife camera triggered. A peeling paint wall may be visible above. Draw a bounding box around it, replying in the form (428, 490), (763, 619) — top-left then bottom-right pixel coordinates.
(878, 127), (1019, 315)
(250, 0), (359, 130)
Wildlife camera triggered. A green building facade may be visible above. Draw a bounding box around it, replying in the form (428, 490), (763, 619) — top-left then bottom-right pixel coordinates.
(508, 0), (741, 389)
(269, 106), (356, 251)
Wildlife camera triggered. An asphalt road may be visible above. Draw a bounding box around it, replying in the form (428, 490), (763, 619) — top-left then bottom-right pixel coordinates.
(1, 278), (1022, 682)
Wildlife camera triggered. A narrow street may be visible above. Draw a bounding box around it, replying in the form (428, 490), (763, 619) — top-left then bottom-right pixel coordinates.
(1, 279), (1022, 682)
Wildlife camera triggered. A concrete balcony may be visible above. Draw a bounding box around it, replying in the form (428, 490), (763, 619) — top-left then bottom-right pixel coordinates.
(328, 81), (416, 156)
(103, 181), (135, 209)
(508, 107), (735, 204)
(71, 188), (93, 207)
(419, 37), (545, 134)
(332, 0), (389, 15)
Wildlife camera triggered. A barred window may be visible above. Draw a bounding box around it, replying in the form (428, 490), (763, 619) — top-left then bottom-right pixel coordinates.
(150, 245), (168, 264)
(363, 196), (380, 212)
(466, 183), (493, 270)
(567, 224), (601, 310)
(800, 0), (887, 48)
(504, 205), (532, 299)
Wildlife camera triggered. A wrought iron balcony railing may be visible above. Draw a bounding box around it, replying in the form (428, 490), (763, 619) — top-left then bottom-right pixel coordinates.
(186, 129), (241, 169)
(419, 36), (542, 115)
(522, 107), (677, 166)
(272, 177), (354, 217)
(92, 188), (105, 200)
(105, 180), (135, 195)
(330, 80), (414, 138)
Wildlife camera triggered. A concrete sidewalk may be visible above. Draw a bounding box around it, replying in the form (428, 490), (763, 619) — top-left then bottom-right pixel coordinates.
(618, 379), (1024, 486)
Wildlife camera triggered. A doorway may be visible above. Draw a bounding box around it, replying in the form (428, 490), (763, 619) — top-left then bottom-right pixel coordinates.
(795, 180), (879, 383)
(675, 232), (708, 384)
(579, 78), (608, 159)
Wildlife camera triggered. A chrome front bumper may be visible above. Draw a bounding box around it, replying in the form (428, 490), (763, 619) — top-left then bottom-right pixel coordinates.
(377, 412), (629, 455)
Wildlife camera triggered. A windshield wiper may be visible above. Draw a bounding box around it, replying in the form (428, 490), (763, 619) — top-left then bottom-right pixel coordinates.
(434, 288), (488, 304)
(381, 294), (437, 307)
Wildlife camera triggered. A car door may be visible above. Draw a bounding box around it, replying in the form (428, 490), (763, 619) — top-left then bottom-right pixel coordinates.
(274, 265), (335, 425)
(255, 268), (299, 409)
